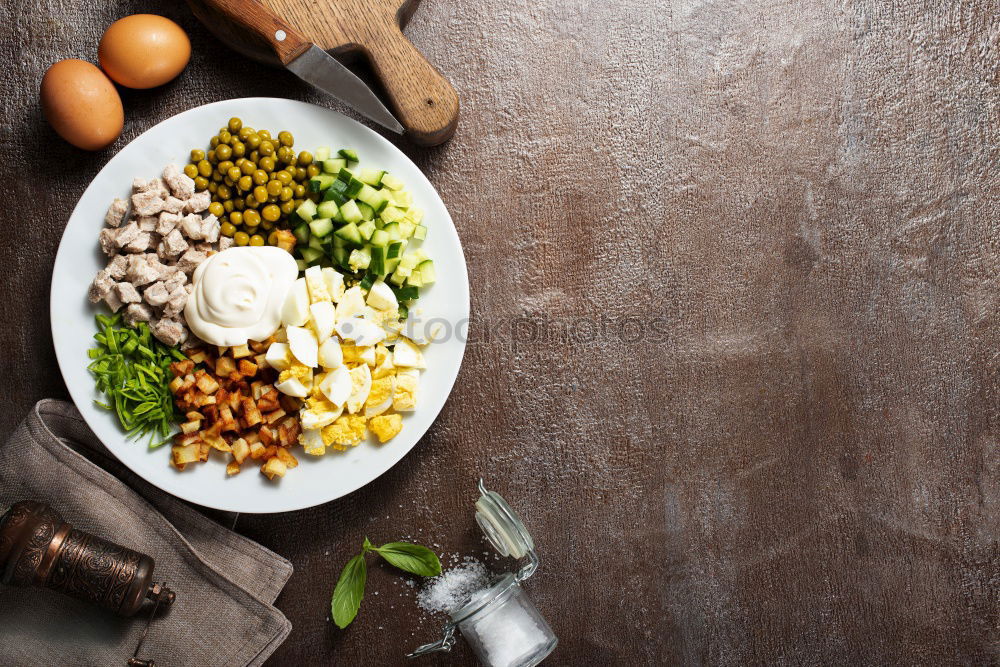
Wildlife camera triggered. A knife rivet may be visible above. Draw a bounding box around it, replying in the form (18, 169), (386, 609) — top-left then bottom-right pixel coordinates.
(275, 30), (286, 42)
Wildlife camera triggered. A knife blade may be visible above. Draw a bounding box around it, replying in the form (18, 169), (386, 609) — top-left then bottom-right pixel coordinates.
(285, 44), (404, 135)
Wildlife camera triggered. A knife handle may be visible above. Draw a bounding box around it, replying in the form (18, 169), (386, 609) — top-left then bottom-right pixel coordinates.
(361, 20), (459, 146)
(202, 0), (311, 65)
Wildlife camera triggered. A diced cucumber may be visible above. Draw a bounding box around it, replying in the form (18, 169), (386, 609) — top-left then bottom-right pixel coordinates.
(340, 199), (363, 223)
(383, 222), (401, 242)
(293, 222), (311, 244)
(309, 217), (334, 238)
(338, 148), (359, 162)
(369, 229), (390, 247)
(412, 224), (427, 240)
(389, 267), (408, 287)
(407, 208), (425, 224)
(310, 174), (336, 192)
(384, 257), (400, 274)
(322, 184), (348, 205)
(296, 199), (318, 221)
(334, 222), (363, 246)
(317, 200), (340, 220)
(399, 253), (421, 271)
(356, 200), (375, 221)
(315, 146), (331, 161)
(307, 234), (325, 252)
(387, 240), (404, 259)
(348, 247), (371, 271)
(331, 240), (349, 269)
(406, 268), (423, 287)
(358, 168), (385, 186)
(358, 220), (376, 241)
(398, 221), (416, 239)
(393, 285), (419, 301)
(380, 173), (405, 191)
(389, 190), (413, 209)
(357, 184), (389, 213)
(416, 260), (436, 285)
(295, 259), (307, 272)
(409, 248), (430, 263)
(369, 245), (386, 275)
(380, 205), (405, 223)
(360, 273), (375, 290)
(322, 158), (346, 173)
(300, 247), (323, 263)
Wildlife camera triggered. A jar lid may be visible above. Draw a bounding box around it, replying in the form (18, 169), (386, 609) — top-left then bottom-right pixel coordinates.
(475, 479), (534, 559)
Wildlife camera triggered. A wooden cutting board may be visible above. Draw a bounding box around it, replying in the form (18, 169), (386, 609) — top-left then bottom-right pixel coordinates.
(186, 0), (458, 145)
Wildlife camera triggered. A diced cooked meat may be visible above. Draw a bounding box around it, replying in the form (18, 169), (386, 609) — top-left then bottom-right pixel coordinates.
(104, 198), (128, 227)
(115, 282), (142, 303)
(179, 213), (204, 240)
(160, 228), (189, 258)
(132, 177), (153, 193)
(151, 318), (187, 347)
(88, 270), (115, 303)
(156, 211), (182, 235)
(137, 216), (157, 232)
(162, 196), (186, 214)
(200, 214), (220, 243)
(104, 289), (124, 313)
(163, 164), (196, 199)
(163, 270), (186, 293)
(152, 178), (170, 199)
(218, 236), (234, 251)
(176, 248), (207, 274)
(184, 190), (211, 213)
(124, 231), (152, 254)
(114, 221), (141, 250)
(143, 281), (170, 307)
(131, 190), (165, 217)
(162, 286), (188, 317)
(107, 254), (128, 280)
(124, 303), (154, 326)
(125, 253), (161, 286)
(99, 227), (118, 256)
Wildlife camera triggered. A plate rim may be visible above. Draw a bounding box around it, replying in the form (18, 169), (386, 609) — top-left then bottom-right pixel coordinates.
(50, 97), (469, 513)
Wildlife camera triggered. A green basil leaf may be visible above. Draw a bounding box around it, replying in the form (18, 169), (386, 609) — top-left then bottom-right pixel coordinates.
(362, 536), (374, 552)
(373, 542), (442, 577)
(331, 553), (367, 629)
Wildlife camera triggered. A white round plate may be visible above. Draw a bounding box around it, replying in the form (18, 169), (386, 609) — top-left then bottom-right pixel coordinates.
(51, 98), (469, 513)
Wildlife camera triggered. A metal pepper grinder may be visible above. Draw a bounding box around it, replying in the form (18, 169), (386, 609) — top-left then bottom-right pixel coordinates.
(0, 500), (176, 665)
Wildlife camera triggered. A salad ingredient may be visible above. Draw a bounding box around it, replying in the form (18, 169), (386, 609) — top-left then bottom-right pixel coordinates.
(417, 559), (490, 614)
(98, 14), (190, 89)
(332, 538), (441, 628)
(88, 314), (184, 446)
(89, 165), (223, 346)
(186, 120), (317, 236)
(40, 59), (123, 150)
(291, 149), (431, 311)
(169, 342), (302, 477)
(184, 247), (297, 346)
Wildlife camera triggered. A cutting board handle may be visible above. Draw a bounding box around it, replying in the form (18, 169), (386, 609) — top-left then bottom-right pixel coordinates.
(362, 20), (459, 146)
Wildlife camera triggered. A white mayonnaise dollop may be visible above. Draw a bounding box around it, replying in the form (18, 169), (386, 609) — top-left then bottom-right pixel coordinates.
(184, 246), (298, 347)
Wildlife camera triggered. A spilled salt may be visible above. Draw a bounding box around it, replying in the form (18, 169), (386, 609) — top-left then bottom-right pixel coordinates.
(416, 559), (489, 614)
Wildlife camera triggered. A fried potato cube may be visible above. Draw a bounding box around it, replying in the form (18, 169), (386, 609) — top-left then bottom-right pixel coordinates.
(180, 420), (201, 434)
(194, 371), (220, 394)
(231, 438), (250, 465)
(238, 359), (258, 376)
(226, 460), (241, 476)
(215, 356), (237, 377)
(261, 456), (287, 480)
(169, 376), (186, 393)
(249, 440), (267, 460)
(186, 349), (207, 363)
(231, 344), (252, 359)
(265, 409), (286, 424)
(240, 396), (263, 426)
(275, 447), (298, 469)
(170, 359), (195, 377)
(172, 444), (200, 467)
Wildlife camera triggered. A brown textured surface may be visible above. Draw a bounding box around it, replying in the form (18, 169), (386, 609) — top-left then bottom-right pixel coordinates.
(1, 0), (997, 665)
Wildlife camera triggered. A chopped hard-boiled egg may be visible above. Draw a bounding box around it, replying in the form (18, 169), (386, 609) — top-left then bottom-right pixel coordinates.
(281, 278), (310, 327)
(310, 301), (336, 343)
(369, 414), (403, 443)
(300, 428), (325, 455)
(336, 286), (366, 322)
(336, 316), (386, 347)
(319, 365), (352, 408)
(286, 325), (318, 367)
(346, 364), (372, 414)
(393, 369), (418, 411)
(322, 267), (345, 303)
(392, 338), (425, 369)
(318, 337), (343, 369)
(304, 265), (331, 303)
(366, 280), (398, 312)
(322, 415), (367, 448)
(276, 361), (313, 397)
(264, 342), (292, 371)
(365, 376), (395, 417)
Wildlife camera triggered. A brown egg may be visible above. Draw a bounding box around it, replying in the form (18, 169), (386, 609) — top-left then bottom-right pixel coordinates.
(40, 59), (124, 151)
(99, 14), (191, 89)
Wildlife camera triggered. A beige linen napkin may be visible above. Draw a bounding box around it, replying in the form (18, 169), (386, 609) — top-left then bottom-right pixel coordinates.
(0, 399), (293, 666)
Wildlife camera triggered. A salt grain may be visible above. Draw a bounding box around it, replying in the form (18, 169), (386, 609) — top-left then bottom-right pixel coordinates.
(416, 559), (490, 614)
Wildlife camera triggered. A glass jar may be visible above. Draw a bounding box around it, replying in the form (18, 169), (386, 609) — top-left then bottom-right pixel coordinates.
(408, 481), (558, 666)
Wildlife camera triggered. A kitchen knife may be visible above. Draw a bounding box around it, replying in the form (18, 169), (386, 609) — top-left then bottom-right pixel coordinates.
(200, 0), (403, 135)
